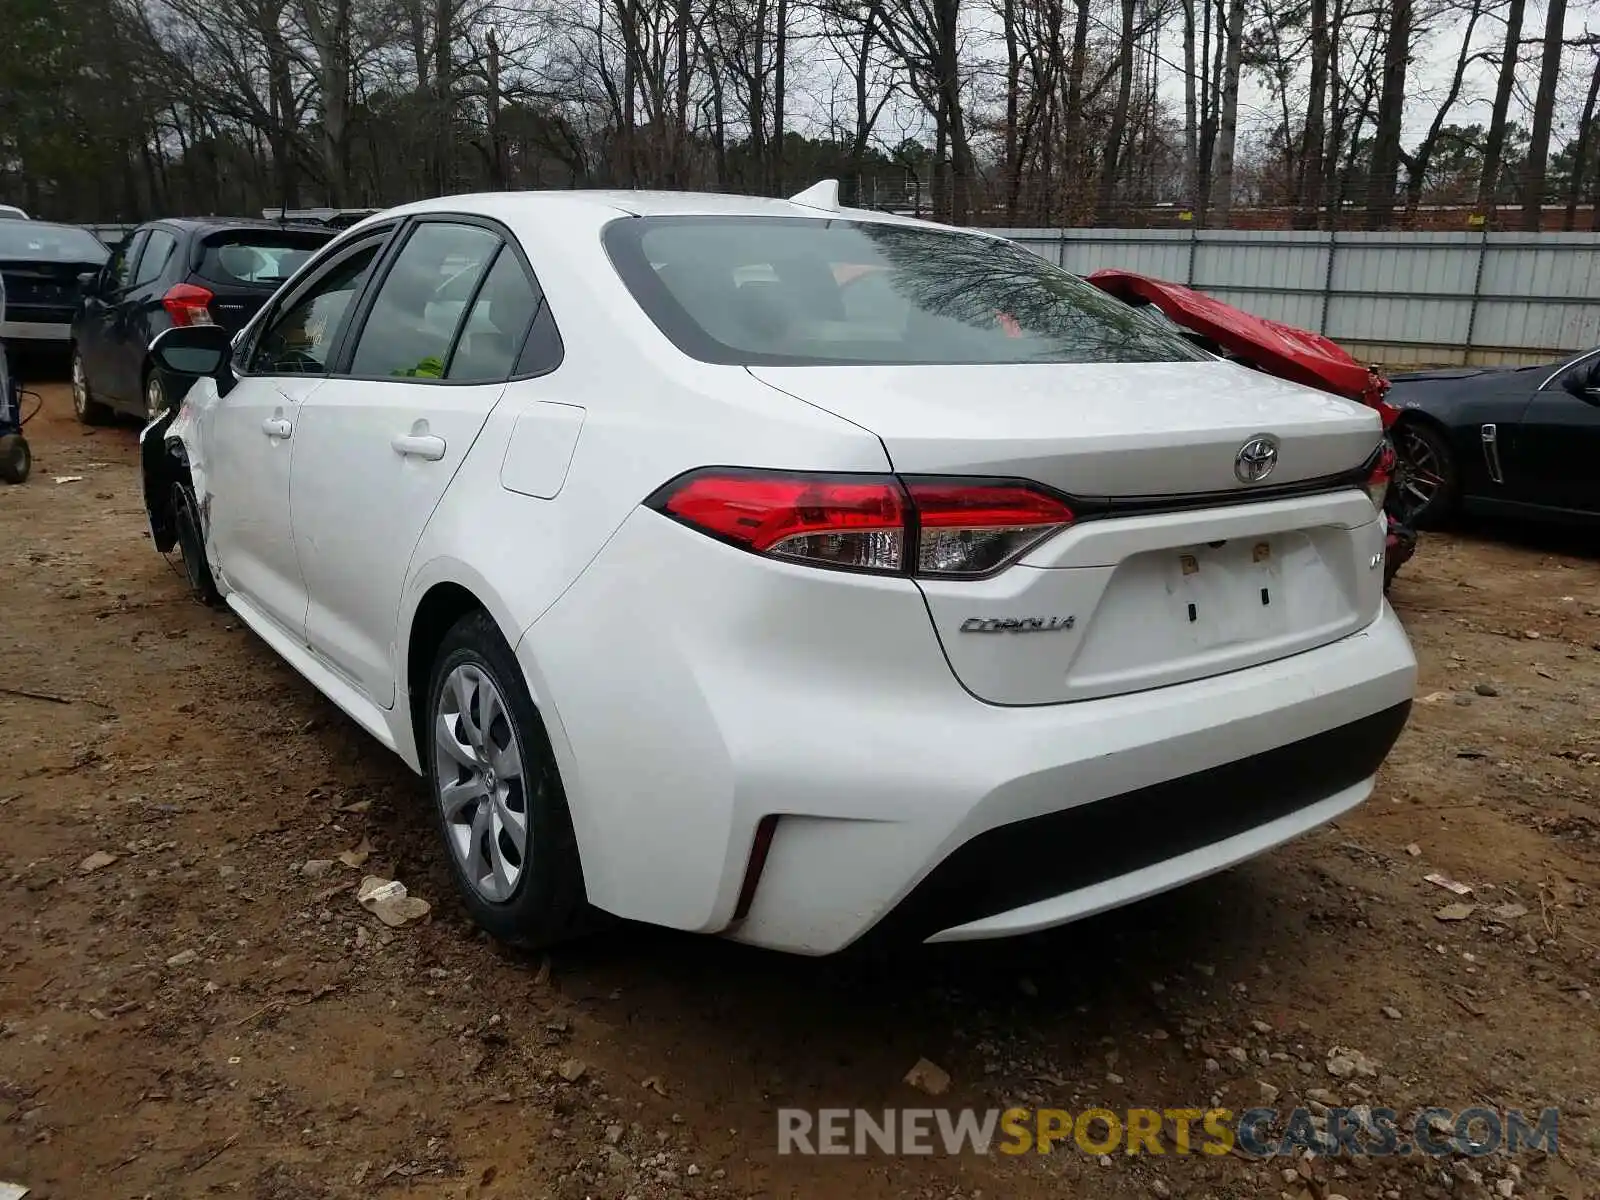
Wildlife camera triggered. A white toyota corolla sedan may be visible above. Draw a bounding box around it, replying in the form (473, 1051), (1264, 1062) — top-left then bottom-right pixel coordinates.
(140, 185), (1417, 955)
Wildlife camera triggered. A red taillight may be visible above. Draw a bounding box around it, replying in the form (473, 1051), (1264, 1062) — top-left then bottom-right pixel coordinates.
(906, 480), (1076, 576)
(650, 469), (1074, 578)
(1364, 442), (1396, 512)
(162, 283), (215, 327)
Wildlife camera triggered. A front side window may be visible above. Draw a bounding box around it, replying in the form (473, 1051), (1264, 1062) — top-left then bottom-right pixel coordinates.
(603, 216), (1208, 367)
(251, 242), (381, 375)
(104, 231), (145, 290)
(348, 222), (501, 379)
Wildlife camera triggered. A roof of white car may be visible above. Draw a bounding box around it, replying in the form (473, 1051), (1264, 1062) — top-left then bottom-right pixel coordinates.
(367, 187), (966, 232)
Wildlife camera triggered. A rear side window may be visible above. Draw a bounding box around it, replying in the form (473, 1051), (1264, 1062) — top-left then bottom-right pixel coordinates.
(603, 216), (1208, 367)
(197, 230), (331, 288)
(134, 229), (177, 286)
(447, 249), (541, 381)
(348, 222), (501, 379)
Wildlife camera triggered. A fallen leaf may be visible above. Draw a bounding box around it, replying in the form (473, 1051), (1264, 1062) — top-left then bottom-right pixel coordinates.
(904, 1057), (951, 1096)
(356, 875), (430, 927)
(558, 1057), (587, 1083)
(1434, 903), (1477, 922)
(53, 476), (84, 485)
(1491, 903), (1529, 921)
(641, 1075), (668, 1097)
(1417, 691), (1451, 705)
(338, 839), (373, 869)
(1405, 843), (1422, 857)
(79, 850), (118, 874)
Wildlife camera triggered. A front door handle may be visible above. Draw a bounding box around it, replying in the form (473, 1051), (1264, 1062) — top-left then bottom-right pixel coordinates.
(392, 433), (446, 461)
(262, 416), (292, 440)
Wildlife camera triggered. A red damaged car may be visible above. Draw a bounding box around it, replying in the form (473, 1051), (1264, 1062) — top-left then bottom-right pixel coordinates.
(1086, 269), (1418, 590)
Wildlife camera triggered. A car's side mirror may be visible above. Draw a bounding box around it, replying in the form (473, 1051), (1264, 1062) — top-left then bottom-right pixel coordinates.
(1562, 359), (1600, 405)
(78, 270), (99, 295)
(150, 324), (236, 398)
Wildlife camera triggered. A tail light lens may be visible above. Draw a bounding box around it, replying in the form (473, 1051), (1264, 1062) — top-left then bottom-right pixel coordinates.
(1364, 442), (1396, 512)
(162, 283), (215, 327)
(649, 470), (1073, 578)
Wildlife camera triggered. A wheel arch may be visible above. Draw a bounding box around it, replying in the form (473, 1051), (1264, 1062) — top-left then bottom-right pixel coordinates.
(397, 563), (533, 771)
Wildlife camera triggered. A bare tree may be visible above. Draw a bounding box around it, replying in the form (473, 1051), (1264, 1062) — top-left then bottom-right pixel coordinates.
(1519, 0), (1566, 230)
(1208, 0), (1245, 224)
(1477, 0), (1525, 216)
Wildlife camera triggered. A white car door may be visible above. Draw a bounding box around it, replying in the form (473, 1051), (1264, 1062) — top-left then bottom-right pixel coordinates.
(206, 233), (389, 636)
(289, 218), (548, 707)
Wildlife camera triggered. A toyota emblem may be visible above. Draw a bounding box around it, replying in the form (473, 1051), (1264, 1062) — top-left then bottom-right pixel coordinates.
(1234, 434), (1280, 484)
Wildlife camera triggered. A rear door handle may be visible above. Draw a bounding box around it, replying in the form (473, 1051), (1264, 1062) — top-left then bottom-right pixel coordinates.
(392, 433), (446, 461)
(262, 417), (292, 440)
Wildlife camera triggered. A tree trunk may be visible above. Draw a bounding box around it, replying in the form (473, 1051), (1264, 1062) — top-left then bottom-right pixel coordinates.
(773, 0), (787, 194)
(1476, 0), (1524, 218)
(485, 28), (506, 189)
(431, 0), (453, 195)
(1181, 0), (1199, 210)
(1002, 0), (1021, 222)
(1062, 0), (1091, 195)
(674, 0), (691, 185)
(1565, 53), (1600, 231)
(1364, 0), (1410, 229)
(1519, 0), (1566, 231)
(1208, 0), (1245, 225)
(1094, 0), (1136, 224)
(1401, 0), (1483, 218)
(1296, 0), (1328, 226)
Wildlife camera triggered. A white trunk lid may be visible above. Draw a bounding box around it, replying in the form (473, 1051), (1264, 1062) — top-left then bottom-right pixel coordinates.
(750, 360), (1389, 704)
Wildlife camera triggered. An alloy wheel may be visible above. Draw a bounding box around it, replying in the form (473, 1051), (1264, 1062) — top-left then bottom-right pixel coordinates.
(71, 353), (88, 417)
(145, 373), (166, 420)
(1389, 427), (1447, 523)
(433, 664), (530, 904)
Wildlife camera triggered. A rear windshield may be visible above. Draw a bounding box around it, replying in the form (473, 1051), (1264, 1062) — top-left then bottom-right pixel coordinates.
(0, 222), (108, 263)
(602, 216), (1207, 366)
(196, 230), (332, 287)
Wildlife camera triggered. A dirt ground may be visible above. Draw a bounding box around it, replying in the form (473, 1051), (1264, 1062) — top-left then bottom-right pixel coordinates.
(1, 379), (1597, 1200)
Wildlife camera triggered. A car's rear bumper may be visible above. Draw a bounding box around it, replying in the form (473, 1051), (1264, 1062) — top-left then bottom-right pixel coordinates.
(519, 508), (1418, 955)
(0, 319), (71, 342)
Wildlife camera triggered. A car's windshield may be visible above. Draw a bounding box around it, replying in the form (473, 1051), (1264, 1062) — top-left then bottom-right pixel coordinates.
(603, 216), (1207, 367)
(0, 222), (107, 262)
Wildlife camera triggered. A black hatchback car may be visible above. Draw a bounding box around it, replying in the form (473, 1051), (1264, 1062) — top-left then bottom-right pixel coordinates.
(70, 218), (335, 422)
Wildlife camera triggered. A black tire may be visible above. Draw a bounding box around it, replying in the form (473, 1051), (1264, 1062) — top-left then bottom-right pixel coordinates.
(0, 434), (29, 484)
(70, 345), (113, 426)
(425, 610), (592, 947)
(1390, 420), (1458, 530)
(170, 479), (222, 605)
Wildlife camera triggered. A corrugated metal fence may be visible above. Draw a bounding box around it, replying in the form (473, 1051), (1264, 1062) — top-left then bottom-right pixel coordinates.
(80, 219), (1600, 367)
(979, 228), (1600, 367)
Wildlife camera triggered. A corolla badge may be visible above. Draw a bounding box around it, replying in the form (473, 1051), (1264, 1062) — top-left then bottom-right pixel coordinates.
(960, 616), (1076, 633)
(1234, 434), (1280, 484)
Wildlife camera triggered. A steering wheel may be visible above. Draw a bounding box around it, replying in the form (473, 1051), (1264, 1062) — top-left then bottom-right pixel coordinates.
(272, 348), (324, 374)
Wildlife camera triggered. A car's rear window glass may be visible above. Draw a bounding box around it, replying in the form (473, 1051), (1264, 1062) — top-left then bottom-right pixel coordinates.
(602, 216), (1207, 367)
(0, 222), (108, 263)
(197, 230), (333, 287)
